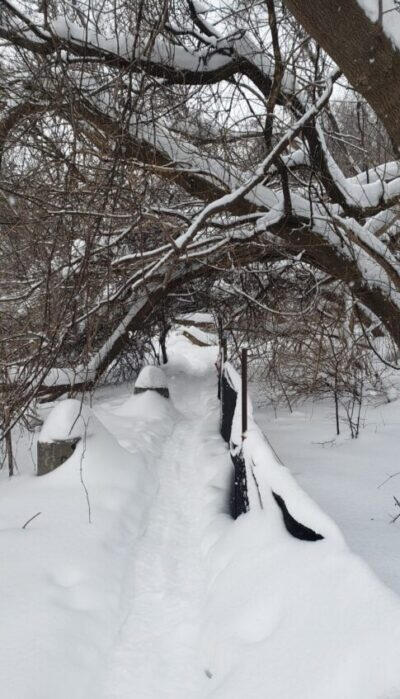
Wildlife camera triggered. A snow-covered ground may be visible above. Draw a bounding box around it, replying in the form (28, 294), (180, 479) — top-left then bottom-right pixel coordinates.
(1, 332), (400, 698)
(254, 382), (400, 596)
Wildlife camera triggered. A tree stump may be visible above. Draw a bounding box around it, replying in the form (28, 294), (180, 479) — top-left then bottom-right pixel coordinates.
(37, 438), (80, 476)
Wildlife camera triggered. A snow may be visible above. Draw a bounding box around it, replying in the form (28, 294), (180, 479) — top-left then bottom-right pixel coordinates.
(347, 159), (400, 187)
(224, 362), (343, 540)
(38, 366), (83, 388)
(182, 325), (215, 345)
(39, 398), (92, 442)
(87, 293), (150, 374)
(176, 312), (214, 324)
(253, 378), (400, 596)
(135, 364), (167, 389)
(1, 333), (400, 697)
(8, 0), (400, 326)
(357, 0), (400, 53)
(201, 508), (400, 698)
(313, 123), (400, 211)
(0, 391), (159, 699)
(192, 0), (210, 14)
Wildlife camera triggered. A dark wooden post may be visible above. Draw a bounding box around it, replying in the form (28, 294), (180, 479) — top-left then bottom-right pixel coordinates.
(217, 316), (223, 346)
(4, 406), (14, 477)
(218, 338), (227, 401)
(222, 338), (227, 363)
(241, 348), (248, 440)
(159, 323), (171, 365)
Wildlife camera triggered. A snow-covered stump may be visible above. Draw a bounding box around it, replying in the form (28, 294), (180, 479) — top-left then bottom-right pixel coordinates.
(134, 365), (169, 399)
(37, 438), (80, 476)
(36, 399), (91, 476)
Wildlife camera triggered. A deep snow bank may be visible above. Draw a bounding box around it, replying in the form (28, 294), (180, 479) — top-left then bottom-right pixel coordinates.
(135, 365), (168, 389)
(2, 332), (400, 699)
(200, 506), (400, 699)
(0, 392), (175, 699)
(198, 357), (400, 698)
(224, 362), (342, 541)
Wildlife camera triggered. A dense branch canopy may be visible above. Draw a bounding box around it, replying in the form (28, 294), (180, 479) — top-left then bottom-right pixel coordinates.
(1, 0), (400, 410)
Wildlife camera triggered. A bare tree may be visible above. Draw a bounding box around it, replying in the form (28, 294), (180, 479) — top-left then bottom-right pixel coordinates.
(1, 0), (400, 452)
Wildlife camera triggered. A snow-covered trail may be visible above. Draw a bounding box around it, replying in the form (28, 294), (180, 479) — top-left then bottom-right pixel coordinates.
(3, 335), (400, 699)
(104, 355), (229, 698)
(99, 340), (400, 699)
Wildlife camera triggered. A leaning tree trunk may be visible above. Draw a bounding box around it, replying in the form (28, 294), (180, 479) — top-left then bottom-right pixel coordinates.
(45, 233), (400, 404)
(284, 0), (400, 149)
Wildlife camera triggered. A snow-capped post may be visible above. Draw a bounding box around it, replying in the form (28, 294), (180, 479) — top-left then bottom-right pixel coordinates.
(37, 438), (80, 476)
(3, 405), (14, 477)
(134, 366), (169, 398)
(241, 348), (248, 440)
(37, 399), (90, 477)
(217, 338), (227, 400)
(159, 321), (170, 365)
(217, 316), (223, 347)
(222, 338), (227, 363)
(220, 365), (237, 443)
(228, 348), (249, 519)
(217, 347), (222, 401)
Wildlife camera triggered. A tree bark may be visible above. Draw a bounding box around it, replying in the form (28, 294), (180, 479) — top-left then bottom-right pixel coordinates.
(285, 0), (400, 149)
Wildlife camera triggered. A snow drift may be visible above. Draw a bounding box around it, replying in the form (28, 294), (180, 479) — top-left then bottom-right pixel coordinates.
(1, 335), (400, 698)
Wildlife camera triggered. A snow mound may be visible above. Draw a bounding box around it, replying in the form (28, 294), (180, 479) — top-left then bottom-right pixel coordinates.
(114, 388), (174, 421)
(244, 425), (344, 542)
(201, 508), (400, 699)
(5, 337), (400, 699)
(224, 362), (343, 541)
(0, 392), (161, 699)
(39, 398), (93, 442)
(166, 330), (219, 376)
(135, 365), (167, 389)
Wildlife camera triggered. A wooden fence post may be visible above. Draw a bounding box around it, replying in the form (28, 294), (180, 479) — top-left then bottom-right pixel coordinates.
(241, 348), (248, 440)
(217, 316), (223, 347)
(222, 338), (227, 363)
(4, 406), (14, 477)
(218, 338), (227, 401)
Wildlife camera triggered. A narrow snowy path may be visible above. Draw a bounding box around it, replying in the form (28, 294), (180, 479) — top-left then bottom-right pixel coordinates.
(105, 358), (227, 699)
(3, 336), (400, 699)
(98, 338), (400, 699)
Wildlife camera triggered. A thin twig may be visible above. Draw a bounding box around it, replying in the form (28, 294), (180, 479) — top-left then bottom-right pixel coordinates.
(391, 496), (400, 523)
(79, 421), (92, 524)
(22, 511), (41, 529)
(378, 471), (400, 488)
